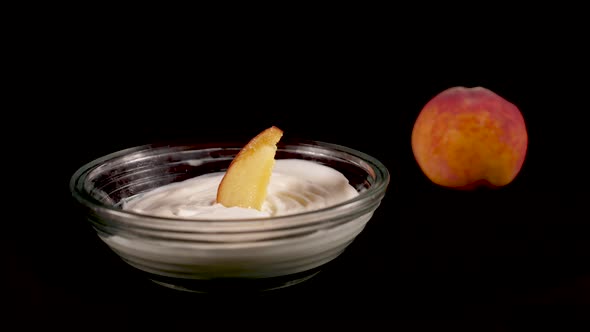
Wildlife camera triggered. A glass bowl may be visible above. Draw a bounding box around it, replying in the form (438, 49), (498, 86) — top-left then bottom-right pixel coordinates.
(70, 139), (390, 293)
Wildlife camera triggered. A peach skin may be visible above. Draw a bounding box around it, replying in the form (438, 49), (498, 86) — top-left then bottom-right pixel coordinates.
(411, 86), (528, 189)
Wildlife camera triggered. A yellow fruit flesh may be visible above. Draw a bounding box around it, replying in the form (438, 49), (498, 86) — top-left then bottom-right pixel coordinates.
(216, 126), (283, 210)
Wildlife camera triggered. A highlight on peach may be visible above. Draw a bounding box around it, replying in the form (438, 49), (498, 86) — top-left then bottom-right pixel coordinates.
(411, 86), (528, 190)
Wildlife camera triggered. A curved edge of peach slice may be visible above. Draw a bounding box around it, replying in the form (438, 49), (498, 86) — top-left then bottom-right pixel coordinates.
(216, 126), (283, 210)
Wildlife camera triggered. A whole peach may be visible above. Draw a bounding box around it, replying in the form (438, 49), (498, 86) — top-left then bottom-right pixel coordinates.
(411, 86), (528, 189)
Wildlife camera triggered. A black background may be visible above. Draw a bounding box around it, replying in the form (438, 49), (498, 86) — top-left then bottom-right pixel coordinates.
(8, 9), (590, 331)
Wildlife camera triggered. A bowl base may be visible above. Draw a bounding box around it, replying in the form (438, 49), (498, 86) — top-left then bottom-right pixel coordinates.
(144, 268), (323, 294)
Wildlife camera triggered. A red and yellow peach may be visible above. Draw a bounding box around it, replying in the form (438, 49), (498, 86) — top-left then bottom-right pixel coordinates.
(411, 86), (528, 189)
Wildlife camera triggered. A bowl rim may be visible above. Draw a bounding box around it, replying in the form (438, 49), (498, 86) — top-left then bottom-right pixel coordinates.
(70, 139), (390, 226)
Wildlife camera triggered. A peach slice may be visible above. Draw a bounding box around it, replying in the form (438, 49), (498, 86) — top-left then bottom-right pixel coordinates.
(216, 126), (284, 210)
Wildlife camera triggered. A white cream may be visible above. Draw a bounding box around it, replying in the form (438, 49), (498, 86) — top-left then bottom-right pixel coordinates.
(104, 159), (374, 281)
(123, 159), (359, 219)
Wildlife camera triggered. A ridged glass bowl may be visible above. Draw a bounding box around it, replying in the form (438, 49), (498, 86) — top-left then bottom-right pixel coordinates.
(70, 140), (389, 293)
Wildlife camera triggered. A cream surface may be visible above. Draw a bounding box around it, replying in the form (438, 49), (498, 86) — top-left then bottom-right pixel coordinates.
(123, 159), (359, 219)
